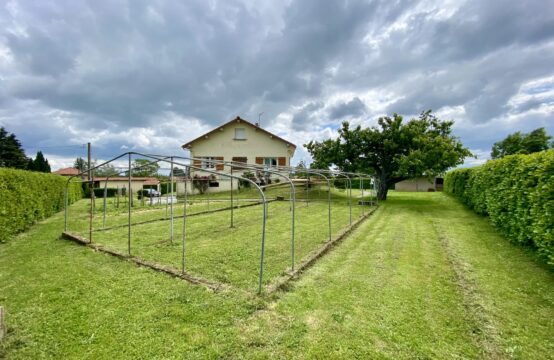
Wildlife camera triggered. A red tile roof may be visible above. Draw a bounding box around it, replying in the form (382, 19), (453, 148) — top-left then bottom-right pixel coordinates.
(54, 167), (81, 176)
(93, 177), (160, 182)
(143, 178), (161, 185)
(182, 116), (297, 149)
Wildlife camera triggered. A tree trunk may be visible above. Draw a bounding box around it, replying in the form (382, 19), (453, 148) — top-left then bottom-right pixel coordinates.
(376, 172), (388, 200)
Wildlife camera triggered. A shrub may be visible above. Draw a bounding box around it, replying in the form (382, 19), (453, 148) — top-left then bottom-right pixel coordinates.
(239, 171), (254, 189)
(192, 175), (211, 194)
(0, 168), (83, 242)
(90, 187), (118, 198)
(444, 149), (554, 264)
(160, 182), (176, 195)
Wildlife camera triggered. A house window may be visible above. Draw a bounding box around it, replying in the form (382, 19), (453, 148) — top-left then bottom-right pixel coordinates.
(232, 157), (247, 170)
(199, 157), (216, 169)
(234, 128), (246, 140)
(264, 158), (277, 167)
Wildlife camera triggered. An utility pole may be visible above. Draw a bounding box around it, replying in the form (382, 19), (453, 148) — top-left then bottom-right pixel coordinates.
(87, 142), (95, 215)
(87, 142), (91, 182)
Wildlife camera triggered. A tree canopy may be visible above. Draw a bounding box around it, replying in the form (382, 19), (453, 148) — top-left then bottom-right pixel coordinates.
(491, 127), (552, 159)
(95, 163), (120, 177)
(28, 151), (51, 173)
(0, 127), (29, 169)
(131, 158), (160, 177)
(171, 166), (186, 177)
(73, 157), (87, 172)
(305, 110), (472, 200)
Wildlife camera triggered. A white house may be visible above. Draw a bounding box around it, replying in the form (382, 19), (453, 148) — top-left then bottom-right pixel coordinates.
(180, 116), (297, 192)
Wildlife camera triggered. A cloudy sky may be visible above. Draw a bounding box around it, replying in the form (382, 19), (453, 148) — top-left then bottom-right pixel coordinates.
(1, 0), (553, 170)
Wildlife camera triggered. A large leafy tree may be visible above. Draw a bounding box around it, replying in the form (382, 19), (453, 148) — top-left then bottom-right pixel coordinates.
(130, 158), (160, 177)
(491, 127), (551, 159)
(171, 166), (186, 177)
(95, 163), (120, 177)
(0, 127), (29, 169)
(305, 110), (472, 200)
(28, 151), (51, 173)
(73, 157), (87, 172)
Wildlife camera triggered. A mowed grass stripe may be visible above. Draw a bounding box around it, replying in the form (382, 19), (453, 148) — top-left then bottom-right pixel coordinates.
(426, 193), (554, 359)
(235, 192), (554, 359)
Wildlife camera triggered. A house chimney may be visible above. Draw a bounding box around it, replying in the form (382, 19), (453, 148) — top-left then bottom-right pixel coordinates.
(255, 122), (259, 127)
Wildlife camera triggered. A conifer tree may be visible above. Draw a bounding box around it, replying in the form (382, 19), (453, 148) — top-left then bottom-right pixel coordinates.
(0, 127), (29, 169)
(30, 151), (51, 173)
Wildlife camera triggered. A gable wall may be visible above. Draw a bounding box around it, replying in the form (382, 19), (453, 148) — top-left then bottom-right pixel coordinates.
(189, 122), (295, 166)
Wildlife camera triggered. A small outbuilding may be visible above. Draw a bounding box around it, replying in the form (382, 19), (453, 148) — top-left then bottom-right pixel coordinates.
(394, 177), (444, 192)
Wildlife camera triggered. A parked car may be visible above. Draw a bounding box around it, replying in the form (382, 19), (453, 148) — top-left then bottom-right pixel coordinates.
(142, 188), (161, 197)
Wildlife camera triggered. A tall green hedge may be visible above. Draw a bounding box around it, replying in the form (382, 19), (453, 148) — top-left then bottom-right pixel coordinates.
(0, 168), (83, 242)
(444, 149), (554, 264)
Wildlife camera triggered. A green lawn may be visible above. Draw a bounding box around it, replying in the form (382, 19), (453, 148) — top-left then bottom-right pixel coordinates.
(65, 186), (372, 291)
(1, 192), (553, 359)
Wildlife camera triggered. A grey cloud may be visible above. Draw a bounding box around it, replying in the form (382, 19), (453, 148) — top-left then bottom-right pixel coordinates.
(511, 98), (554, 114)
(1, 0), (553, 167)
(329, 97), (367, 120)
(291, 101), (325, 131)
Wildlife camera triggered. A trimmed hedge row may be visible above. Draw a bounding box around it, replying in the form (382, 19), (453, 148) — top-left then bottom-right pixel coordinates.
(91, 187), (119, 198)
(0, 168), (83, 242)
(444, 149), (554, 264)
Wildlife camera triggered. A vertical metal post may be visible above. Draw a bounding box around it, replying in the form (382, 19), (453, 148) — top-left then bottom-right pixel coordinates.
(258, 192), (267, 294)
(306, 175), (309, 206)
(170, 157), (174, 243)
(327, 177), (331, 241)
(103, 182), (107, 228)
(128, 153), (132, 256)
(230, 166), (234, 228)
(291, 176), (296, 272)
(361, 177), (365, 215)
(64, 183), (69, 231)
(182, 173), (187, 273)
(207, 179), (210, 211)
(373, 177), (378, 205)
(89, 179), (93, 244)
(347, 175), (352, 225)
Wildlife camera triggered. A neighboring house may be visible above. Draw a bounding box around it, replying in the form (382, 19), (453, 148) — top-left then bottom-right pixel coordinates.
(181, 116), (297, 192)
(394, 177), (444, 192)
(92, 177), (160, 193)
(55, 168), (162, 194)
(53, 167), (83, 177)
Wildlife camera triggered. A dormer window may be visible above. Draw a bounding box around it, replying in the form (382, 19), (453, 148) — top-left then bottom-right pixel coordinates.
(234, 128), (246, 140)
